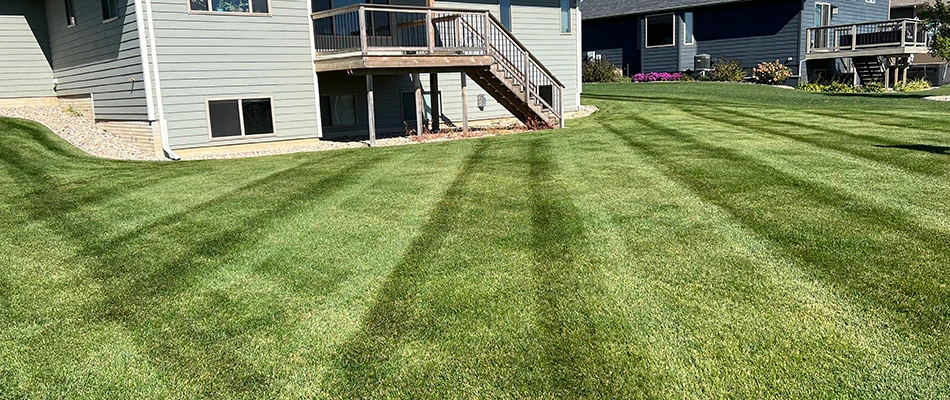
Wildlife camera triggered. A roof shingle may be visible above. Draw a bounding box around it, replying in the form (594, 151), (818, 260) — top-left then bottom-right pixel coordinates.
(580, 0), (751, 20)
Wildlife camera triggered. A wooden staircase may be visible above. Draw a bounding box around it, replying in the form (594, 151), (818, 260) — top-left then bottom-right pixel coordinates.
(468, 62), (559, 128)
(461, 14), (564, 129)
(311, 4), (565, 129)
(853, 56), (886, 85)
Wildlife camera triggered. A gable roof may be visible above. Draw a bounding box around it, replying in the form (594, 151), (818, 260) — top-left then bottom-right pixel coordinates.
(580, 0), (751, 20)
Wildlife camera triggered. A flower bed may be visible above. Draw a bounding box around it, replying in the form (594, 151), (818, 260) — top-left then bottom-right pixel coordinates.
(632, 72), (683, 83)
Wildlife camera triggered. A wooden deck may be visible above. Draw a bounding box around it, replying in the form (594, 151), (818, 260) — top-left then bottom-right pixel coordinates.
(313, 53), (494, 73)
(805, 19), (931, 60)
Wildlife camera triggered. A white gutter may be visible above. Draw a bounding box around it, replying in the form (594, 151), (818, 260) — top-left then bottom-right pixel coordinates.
(133, 0), (155, 121)
(143, 0), (180, 160)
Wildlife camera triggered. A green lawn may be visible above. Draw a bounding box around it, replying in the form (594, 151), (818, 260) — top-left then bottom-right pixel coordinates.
(2, 83), (949, 399)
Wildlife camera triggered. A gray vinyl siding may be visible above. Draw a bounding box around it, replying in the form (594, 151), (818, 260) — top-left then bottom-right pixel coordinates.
(509, 0), (580, 112)
(641, 16), (678, 72)
(0, 2), (55, 98)
(44, 0), (149, 120)
(149, 0), (319, 149)
(420, 0), (580, 126)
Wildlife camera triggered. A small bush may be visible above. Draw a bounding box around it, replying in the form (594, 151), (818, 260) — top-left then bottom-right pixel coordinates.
(752, 60), (793, 85)
(827, 81), (858, 93)
(632, 72), (683, 82)
(711, 58), (747, 82)
(896, 78), (932, 92)
(861, 81), (886, 93)
(583, 59), (626, 83)
(798, 82), (824, 92)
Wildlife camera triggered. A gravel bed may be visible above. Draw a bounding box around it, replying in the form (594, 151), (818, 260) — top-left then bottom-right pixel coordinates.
(0, 105), (161, 161)
(923, 95), (950, 102)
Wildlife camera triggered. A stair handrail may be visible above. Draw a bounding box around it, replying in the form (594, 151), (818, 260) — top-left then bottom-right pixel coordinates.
(459, 12), (564, 125)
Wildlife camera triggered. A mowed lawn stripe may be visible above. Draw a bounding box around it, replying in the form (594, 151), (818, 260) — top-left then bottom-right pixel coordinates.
(668, 107), (950, 231)
(3, 82), (950, 398)
(686, 105), (950, 177)
(575, 113), (925, 398)
(606, 110), (950, 330)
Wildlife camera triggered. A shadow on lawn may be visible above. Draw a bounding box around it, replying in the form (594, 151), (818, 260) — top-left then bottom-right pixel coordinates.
(875, 144), (950, 155)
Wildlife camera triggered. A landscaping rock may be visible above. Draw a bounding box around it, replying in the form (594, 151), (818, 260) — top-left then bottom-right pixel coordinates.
(0, 105), (161, 161)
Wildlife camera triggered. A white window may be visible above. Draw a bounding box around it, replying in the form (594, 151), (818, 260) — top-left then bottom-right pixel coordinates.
(207, 98), (275, 139)
(189, 0), (270, 14)
(560, 0), (571, 33)
(101, 0), (118, 21)
(646, 14), (675, 48)
(683, 12), (694, 45)
(320, 95), (358, 127)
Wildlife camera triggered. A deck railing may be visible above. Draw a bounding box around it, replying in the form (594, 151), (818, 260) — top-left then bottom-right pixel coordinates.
(311, 4), (564, 126)
(806, 19), (929, 54)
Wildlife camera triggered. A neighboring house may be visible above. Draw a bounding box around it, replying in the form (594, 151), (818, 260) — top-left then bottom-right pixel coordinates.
(891, 0), (950, 85)
(581, 0), (931, 86)
(0, 0), (581, 159)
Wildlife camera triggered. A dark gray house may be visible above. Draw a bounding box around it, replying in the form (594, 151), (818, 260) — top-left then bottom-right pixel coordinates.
(581, 0), (932, 85)
(0, 0), (581, 159)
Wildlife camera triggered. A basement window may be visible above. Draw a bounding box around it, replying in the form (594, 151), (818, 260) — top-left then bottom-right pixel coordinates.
(189, 0), (270, 14)
(320, 95), (357, 127)
(646, 14), (675, 48)
(208, 98), (275, 139)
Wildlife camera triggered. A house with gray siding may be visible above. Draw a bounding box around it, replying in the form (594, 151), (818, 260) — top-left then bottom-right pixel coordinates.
(0, 0), (581, 159)
(581, 0), (933, 86)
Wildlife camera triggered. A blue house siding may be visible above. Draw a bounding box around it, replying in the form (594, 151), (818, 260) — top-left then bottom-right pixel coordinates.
(583, 0), (894, 77)
(581, 15), (640, 74)
(641, 15), (678, 73)
(694, 0), (802, 69)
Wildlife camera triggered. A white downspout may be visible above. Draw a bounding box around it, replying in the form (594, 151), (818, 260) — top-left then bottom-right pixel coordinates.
(133, 0), (155, 121)
(143, 0), (180, 160)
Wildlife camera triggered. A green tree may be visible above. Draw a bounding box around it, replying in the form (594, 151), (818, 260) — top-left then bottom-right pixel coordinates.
(919, 0), (950, 60)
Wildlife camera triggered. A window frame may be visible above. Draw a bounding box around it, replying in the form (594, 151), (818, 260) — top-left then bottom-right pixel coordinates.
(101, 0), (119, 23)
(644, 13), (676, 49)
(683, 12), (694, 45)
(188, 0), (273, 16)
(559, 0), (571, 34)
(65, 0), (77, 27)
(319, 94), (359, 128)
(205, 97), (278, 141)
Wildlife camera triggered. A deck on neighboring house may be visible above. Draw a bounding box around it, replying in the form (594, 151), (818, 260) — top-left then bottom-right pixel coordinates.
(310, 4), (564, 144)
(805, 19), (930, 60)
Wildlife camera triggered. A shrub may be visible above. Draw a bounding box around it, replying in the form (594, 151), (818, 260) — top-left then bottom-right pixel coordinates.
(896, 78), (932, 92)
(798, 82), (824, 92)
(827, 81), (858, 93)
(632, 72), (683, 82)
(861, 81), (886, 93)
(752, 60), (793, 85)
(711, 58), (747, 82)
(583, 59), (626, 83)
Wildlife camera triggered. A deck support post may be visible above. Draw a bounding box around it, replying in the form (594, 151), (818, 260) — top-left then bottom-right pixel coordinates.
(430, 73), (440, 132)
(460, 72), (469, 134)
(852, 59), (860, 86)
(894, 64), (900, 88)
(366, 74), (376, 147)
(414, 73), (424, 137)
